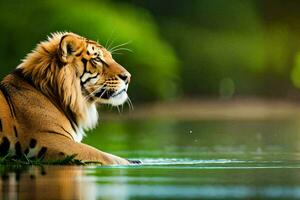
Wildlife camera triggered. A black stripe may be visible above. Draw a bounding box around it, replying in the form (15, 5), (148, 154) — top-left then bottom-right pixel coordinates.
(94, 88), (106, 97)
(59, 125), (75, 141)
(0, 84), (16, 119)
(90, 59), (98, 68)
(13, 126), (18, 137)
(87, 40), (103, 49)
(81, 73), (99, 85)
(41, 46), (50, 54)
(75, 51), (82, 57)
(92, 57), (109, 68)
(42, 130), (73, 140)
(81, 58), (88, 68)
(59, 35), (68, 52)
(15, 141), (22, 158)
(29, 139), (37, 148)
(128, 159), (142, 164)
(12, 68), (35, 88)
(99, 58), (109, 68)
(57, 108), (78, 136)
(0, 137), (10, 156)
(95, 89), (110, 99)
(37, 147), (47, 159)
(0, 119), (2, 132)
(80, 58), (88, 80)
(67, 106), (78, 129)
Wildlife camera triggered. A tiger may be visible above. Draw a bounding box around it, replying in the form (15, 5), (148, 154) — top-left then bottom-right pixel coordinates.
(0, 32), (138, 165)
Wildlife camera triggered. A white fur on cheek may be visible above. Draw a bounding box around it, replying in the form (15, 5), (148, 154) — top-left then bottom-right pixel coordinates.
(81, 73), (98, 83)
(88, 75), (100, 85)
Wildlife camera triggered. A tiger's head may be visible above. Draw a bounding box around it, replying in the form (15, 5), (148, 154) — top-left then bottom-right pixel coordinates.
(19, 32), (131, 138)
(59, 33), (131, 106)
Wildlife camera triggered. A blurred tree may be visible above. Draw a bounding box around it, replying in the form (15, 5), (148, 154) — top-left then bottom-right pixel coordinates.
(3, 0), (300, 100)
(124, 0), (300, 98)
(0, 0), (179, 101)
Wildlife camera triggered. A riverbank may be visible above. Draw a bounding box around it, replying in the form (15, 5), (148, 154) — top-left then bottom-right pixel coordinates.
(101, 98), (300, 121)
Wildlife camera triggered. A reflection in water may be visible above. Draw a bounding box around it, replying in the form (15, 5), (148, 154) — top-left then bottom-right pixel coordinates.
(1, 119), (300, 199)
(0, 166), (97, 200)
(2, 161), (300, 199)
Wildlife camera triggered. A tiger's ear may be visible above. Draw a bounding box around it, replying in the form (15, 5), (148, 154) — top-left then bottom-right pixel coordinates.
(59, 34), (85, 63)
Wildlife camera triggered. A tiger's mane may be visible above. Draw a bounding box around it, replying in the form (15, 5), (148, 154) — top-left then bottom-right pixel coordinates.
(18, 32), (98, 140)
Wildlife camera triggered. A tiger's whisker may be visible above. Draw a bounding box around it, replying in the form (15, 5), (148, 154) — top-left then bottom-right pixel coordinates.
(107, 38), (116, 52)
(111, 40), (131, 48)
(111, 52), (123, 55)
(84, 86), (107, 101)
(127, 97), (134, 111)
(105, 30), (115, 49)
(126, 101), (131, 111)
(109, 41), (132, 52)
(110, 47), (133, 53)
(116, 106), (121, 114)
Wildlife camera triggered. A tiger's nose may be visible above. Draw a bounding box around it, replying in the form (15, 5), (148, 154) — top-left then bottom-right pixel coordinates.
(118, 72), (131, 84)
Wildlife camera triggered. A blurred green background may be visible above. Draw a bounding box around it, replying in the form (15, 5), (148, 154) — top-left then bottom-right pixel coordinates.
(1, 0), (300, 102)
(2, 2), (300, 198)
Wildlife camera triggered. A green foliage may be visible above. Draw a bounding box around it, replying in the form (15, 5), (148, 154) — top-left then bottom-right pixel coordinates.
(2, 0), (300, 99)
(160, 0), (266, 96)
(131, 0), (300, 97)
(0, 0), (178, 101)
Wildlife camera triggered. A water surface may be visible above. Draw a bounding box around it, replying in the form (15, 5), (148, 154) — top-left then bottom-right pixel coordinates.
(1, 119), (300, 199)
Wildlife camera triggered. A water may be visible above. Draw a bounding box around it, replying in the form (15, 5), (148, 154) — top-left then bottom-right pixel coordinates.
(2, 119), (300, 199)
